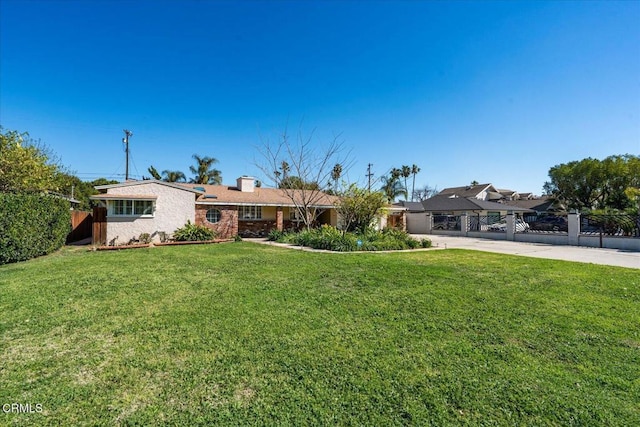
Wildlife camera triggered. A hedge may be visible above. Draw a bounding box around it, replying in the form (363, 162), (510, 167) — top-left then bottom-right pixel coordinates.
(0, 192), (71, 264)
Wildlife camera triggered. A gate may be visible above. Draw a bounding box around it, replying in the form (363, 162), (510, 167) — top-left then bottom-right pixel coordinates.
(67, 211), (93, 243)
(92, 206), (107, 245)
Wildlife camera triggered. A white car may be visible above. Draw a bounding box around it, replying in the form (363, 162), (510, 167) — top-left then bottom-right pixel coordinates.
(487, 218), (530, 232)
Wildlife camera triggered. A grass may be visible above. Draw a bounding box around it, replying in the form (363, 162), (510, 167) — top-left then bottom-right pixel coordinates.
(0, 243), (639, 426)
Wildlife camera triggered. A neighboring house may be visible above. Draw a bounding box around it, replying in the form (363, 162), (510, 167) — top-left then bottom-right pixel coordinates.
(91, 176), (340, 244)
(400, 195), (532, 234)
(497, 189), (520, 201)
(437, 183), (500, 201)
(438, 184), (533, 203)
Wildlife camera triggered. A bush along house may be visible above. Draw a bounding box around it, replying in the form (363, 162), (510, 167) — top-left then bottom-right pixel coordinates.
(91, 176), (339, 245)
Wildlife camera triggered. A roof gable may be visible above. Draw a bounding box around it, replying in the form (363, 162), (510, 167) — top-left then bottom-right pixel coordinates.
(438, 183), (496, 199)
(95, 180), (203, 194)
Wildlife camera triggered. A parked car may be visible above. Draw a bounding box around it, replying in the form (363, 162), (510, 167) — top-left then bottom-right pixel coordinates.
(529, 215), (568, 232)
(487, 218), (530, 232)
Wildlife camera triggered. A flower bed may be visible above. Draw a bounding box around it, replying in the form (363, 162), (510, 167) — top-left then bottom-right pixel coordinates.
(268, 226), (431, 252)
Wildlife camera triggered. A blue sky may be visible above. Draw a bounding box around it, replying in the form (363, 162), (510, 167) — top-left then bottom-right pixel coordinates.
(1, 0), (639, 195)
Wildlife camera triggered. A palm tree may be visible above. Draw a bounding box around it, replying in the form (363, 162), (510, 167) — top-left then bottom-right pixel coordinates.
(189, 154), (222, 185)
(391, 167), (402, 181)
(401, 165), (411, 196)
(280, 161), (290, 179)
(410, 164), (420, 201)
(147, 165), (162, 180)
(162, 170), (186, 183)
(331, 163), (342, 190)
(380, 175), (407, 202)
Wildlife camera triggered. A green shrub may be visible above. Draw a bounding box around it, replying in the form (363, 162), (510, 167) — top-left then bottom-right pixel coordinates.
(420, 238), (432, 248)
(0, 192), (71, 264)
(267, 229), (284, 241)
(139, 233), (152, 244)
(279, 225), (423, 252)
(172, 221), (217, 241)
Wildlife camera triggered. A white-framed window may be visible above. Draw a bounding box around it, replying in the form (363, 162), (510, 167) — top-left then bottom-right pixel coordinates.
(239, 205), (261, 220)
(109, 200), (154, 217)
(206, 208), (221, 223)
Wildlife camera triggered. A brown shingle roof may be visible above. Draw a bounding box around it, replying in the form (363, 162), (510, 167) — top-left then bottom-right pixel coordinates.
(178, 184), (340, 207)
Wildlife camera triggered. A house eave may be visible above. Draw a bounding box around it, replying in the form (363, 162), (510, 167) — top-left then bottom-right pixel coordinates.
(196, 201), (336, 208)
(94, 180), (204, 194)
(90, 194), (158, 201)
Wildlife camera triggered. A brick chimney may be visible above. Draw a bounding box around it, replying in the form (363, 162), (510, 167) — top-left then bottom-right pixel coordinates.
(237, 176), (255, 192)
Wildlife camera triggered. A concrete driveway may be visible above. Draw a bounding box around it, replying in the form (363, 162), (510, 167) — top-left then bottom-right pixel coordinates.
(412, 234), (640, 269)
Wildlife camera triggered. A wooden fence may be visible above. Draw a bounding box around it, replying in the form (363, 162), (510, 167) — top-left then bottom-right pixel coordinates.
(92, 207), (107, 246)
(67, 211), (93, 243)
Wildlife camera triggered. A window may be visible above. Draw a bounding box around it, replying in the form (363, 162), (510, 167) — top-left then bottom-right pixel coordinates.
(239, 205), (261, 220)
(113, 200), (132, 216)
(110, 200), (154, 216)
(206, 208), (221, 223)
(134, 200), (153, 215)
(289, 208), (304, 221)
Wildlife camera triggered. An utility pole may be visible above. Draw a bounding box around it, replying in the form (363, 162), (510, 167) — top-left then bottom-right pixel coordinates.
(366, 163), (374, 192)
(122, 129), (133, 181)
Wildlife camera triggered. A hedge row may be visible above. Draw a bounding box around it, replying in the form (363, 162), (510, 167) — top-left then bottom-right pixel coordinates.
(0, 192), (71, 264)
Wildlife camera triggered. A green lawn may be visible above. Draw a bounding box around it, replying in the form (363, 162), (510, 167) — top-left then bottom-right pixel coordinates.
(1, 243), (638, 426)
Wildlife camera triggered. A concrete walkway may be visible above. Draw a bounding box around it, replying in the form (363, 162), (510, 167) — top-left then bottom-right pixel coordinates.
(247, 236), (639, 269)
(411, 234), (640, 269)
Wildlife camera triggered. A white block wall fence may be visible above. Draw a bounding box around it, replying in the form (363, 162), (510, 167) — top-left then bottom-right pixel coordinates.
(408, 212), (639, 252)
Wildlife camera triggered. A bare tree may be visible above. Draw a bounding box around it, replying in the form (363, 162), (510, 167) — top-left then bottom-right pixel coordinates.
(412, 184), (438, 202)
(255, 126), (351, 229)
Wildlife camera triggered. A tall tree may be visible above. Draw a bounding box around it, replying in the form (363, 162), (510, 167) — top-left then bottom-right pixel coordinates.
(0, 127), (68, 191)
(189, 154), (222, 185)
(57, 175), (118, 210)
(162, 170), (186, 183)
(147, 165), (162, 180)
(255, 125), (350, 229)
(279, 176), (320, 190)
(412, 184), (437, 202)
(410, 164), (420, 201)
(335, 184), (387, 233)
(401, 165), (411, 196)
(380, 174), (407, 202)
(331, 163), (343, 189)
(543, 155), (640, 211)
